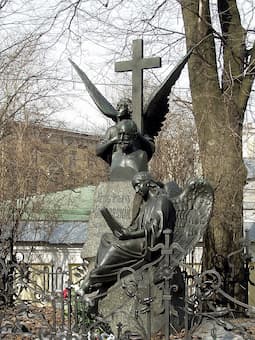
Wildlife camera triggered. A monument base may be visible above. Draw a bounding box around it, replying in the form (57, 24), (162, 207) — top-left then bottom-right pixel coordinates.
(98, 266), (185, 338)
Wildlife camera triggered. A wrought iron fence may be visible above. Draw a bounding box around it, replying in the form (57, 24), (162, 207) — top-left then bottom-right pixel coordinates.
(0, 233), (255, 339)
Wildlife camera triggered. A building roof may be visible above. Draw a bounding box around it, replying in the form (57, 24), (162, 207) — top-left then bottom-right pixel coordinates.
(12, 185), (95, 245)
(23, 186), (95, 222)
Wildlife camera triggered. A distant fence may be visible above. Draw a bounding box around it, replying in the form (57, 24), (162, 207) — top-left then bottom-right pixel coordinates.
(17, 263), (86, 299)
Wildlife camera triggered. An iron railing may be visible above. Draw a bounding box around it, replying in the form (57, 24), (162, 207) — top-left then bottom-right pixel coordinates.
(0, 232), (255, 339)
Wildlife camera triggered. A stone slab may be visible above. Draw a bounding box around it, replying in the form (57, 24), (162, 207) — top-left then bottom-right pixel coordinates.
(99, 267), (185, 338)
(81, 181), (136, 258)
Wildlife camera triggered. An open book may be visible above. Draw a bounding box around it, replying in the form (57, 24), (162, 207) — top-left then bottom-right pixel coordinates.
(100, 207), (124, 234)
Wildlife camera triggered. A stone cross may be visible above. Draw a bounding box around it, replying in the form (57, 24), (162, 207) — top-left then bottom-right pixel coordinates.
(115, 39), (161, 132)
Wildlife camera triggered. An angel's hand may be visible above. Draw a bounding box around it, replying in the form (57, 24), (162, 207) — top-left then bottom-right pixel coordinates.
(118, 230), (130, 240)
(113, 229), (125, 239)
(112, 229), (130, 240)
(112, 229), (131, 240)
(110, 135), (119, 144)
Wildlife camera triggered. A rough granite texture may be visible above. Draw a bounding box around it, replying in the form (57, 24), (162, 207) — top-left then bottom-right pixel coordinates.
(81, 181), (136, 258)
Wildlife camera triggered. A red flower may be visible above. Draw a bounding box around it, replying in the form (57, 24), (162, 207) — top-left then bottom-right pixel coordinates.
(63, 288), (68, 299)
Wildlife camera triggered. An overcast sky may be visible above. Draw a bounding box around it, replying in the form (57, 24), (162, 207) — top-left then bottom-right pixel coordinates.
(1, 0), (255, 133)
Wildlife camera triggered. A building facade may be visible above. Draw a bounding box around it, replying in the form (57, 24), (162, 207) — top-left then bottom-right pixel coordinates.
(0, 122), (108, 200)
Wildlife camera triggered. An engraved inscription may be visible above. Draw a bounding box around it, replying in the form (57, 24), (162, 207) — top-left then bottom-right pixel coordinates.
(82, 181), (136, 258)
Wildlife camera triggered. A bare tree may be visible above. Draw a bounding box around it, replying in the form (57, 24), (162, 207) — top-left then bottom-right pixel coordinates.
(0, 22), (72, 305)
(150, 101), (200, 187)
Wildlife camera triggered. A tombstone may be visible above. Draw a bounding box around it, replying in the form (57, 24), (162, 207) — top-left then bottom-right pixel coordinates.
(81, 181), (136, 259)
(70, 39), (213, 338)
(97, 179), (214, 338)
(75, 39), (166, 260)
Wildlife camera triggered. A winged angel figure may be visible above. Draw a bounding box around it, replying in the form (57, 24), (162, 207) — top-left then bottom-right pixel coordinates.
(155, 178), (214, 282)
(81, 172), (213, 295)
(69, 49), (193, 180)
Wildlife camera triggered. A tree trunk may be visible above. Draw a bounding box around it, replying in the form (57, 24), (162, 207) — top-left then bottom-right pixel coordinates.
(199, 101), (247, 301)
(181, 0), (250, 301)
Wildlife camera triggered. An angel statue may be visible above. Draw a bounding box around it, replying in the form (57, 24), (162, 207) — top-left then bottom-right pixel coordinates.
(80, 171), (214, 297)
(96, 98), (155, 180)
(69, 40), (193, 181)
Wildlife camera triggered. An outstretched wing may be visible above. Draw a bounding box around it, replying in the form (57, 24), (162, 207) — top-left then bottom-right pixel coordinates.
(170, 178), (214, 266)
(143, 49), (193, 138)
(69, 59), (118, 121)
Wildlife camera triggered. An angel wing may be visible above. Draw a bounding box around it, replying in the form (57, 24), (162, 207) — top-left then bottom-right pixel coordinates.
(169, 178), (214, 267)
(69, 59), (118, 121)
(69, 46), (195, 135)
(143, 48), (193, 138)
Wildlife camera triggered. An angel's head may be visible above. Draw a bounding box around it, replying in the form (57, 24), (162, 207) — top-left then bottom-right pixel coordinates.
(116, 98), (132, 121)
(132, 171), (164, 198)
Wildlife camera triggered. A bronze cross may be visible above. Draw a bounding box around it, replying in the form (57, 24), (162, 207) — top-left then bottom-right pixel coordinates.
(115, 39), (161, 132)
